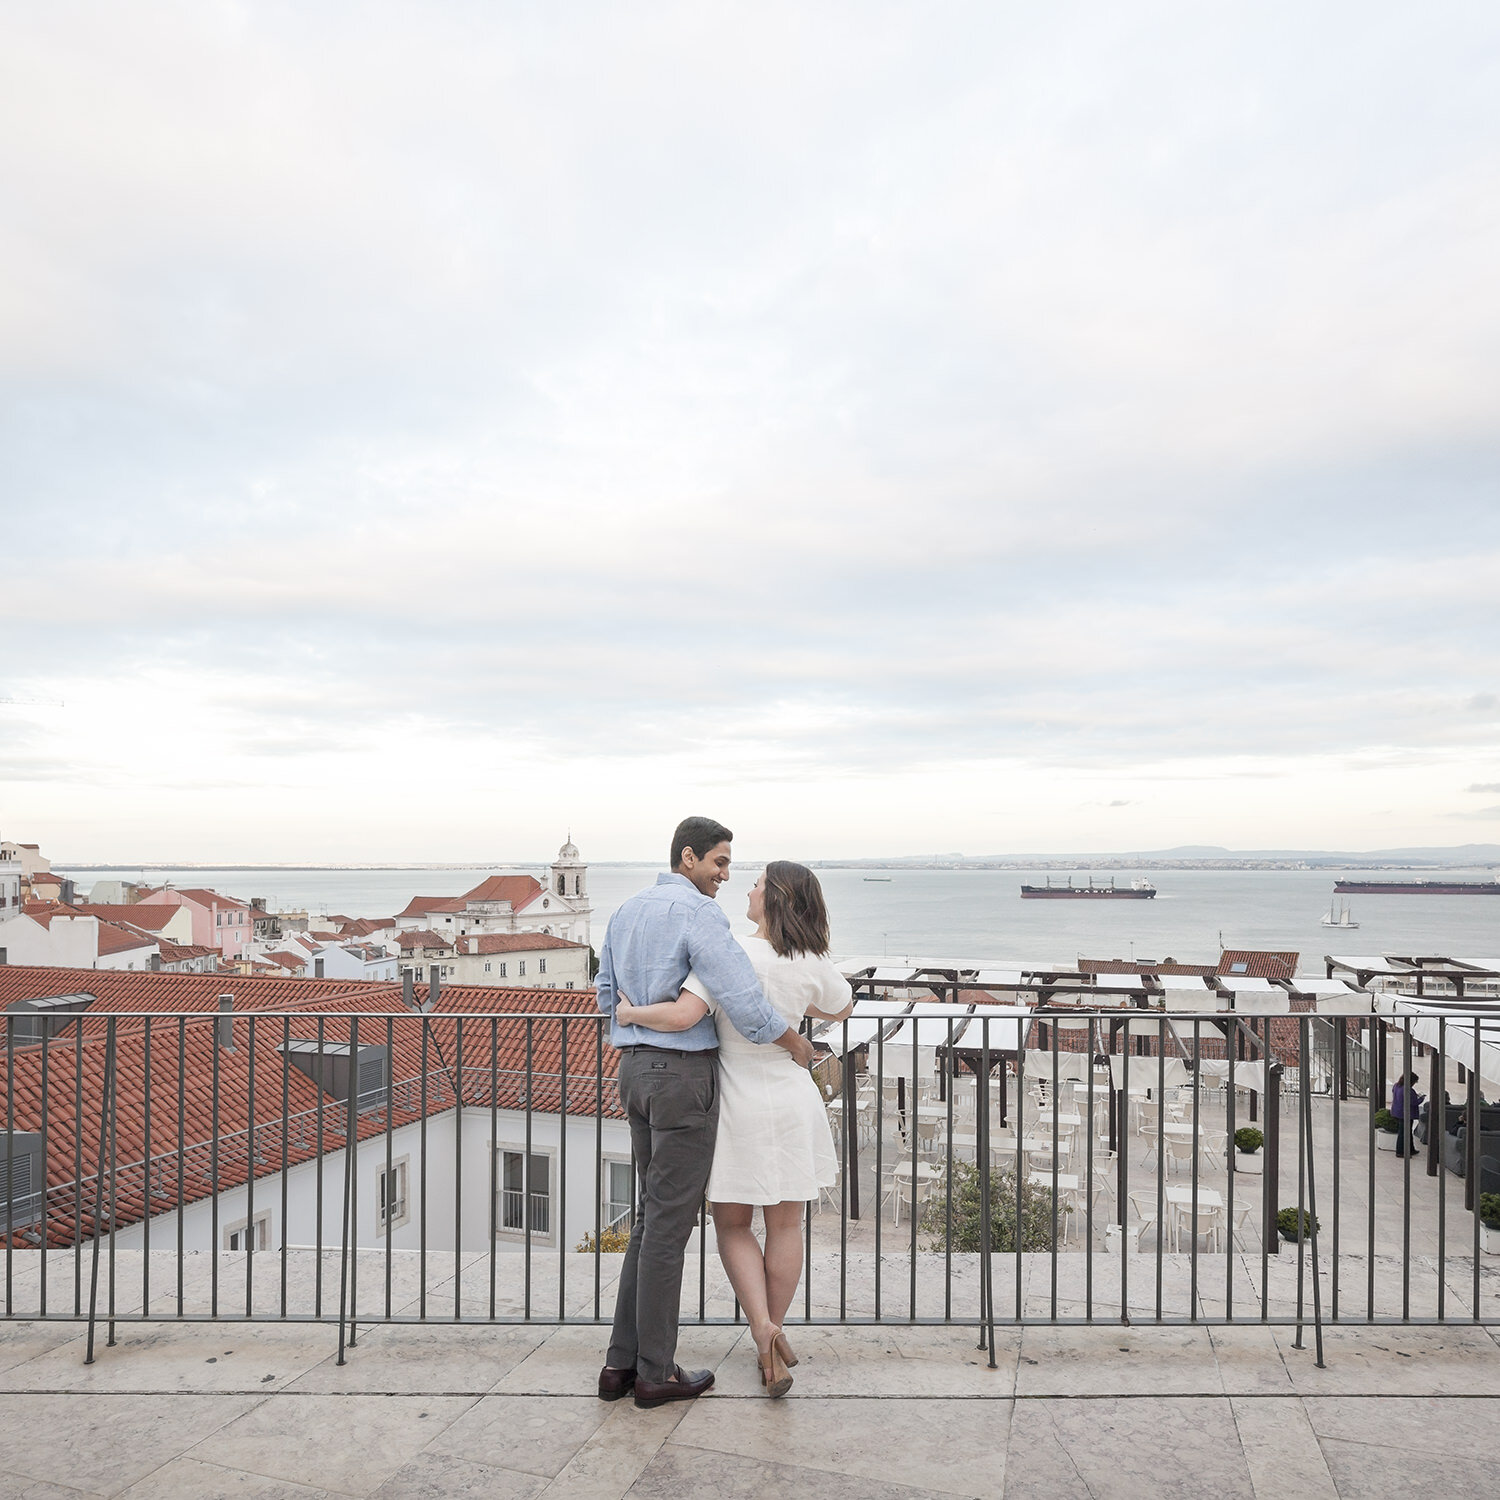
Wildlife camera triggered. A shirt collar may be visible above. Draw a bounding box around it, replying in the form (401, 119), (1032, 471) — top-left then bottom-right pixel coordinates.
(656, 872), (698, 891)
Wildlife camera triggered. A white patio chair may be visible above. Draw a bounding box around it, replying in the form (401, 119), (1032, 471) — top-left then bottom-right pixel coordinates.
(1129, 1189), (1172, 1252)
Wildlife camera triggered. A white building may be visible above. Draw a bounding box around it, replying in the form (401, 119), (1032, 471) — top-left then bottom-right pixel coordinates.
(0, 908), (99, 969)
(394, 840), (592, 949)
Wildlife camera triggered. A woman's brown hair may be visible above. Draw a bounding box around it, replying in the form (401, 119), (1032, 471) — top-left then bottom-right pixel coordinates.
(761, 860), (831, 958)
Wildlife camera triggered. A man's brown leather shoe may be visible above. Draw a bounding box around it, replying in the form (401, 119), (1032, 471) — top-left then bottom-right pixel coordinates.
(597, 1365), (636, 1401)
(633, 1365), (714, 1409)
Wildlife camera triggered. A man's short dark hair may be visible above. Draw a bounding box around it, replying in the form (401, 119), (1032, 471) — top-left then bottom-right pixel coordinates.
(670, 816), (733, 870)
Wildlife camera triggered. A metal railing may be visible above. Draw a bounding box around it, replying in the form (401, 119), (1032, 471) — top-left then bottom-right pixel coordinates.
(2, 1000), (1498, 1371)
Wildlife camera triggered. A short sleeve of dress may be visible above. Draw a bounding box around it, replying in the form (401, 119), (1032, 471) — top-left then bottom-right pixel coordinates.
(806, 958), (853, 1016)
(682, 969), (720, 1016)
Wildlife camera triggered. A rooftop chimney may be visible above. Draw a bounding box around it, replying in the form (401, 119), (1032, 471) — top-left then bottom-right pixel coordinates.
(427, 964), (441, 1013)
(217, 994), (235, 1050)
(401, 970), (415, 1009)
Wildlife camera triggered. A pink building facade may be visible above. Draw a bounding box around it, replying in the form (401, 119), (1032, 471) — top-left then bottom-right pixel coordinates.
(137, 887), (252, 958)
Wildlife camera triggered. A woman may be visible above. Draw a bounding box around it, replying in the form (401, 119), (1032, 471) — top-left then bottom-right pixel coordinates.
(615, 860), (853, 1397)
(1392, 1070), (1423, 1158)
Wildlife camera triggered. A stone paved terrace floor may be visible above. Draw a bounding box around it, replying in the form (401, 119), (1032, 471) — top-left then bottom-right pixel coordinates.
(4, 1255), (1500, 1497)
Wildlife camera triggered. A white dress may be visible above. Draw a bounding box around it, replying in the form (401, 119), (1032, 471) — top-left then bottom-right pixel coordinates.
(685, 935), (852, 1205)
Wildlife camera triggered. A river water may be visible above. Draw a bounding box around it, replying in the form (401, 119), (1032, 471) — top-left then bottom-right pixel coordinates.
(59, 864), (1500, 973)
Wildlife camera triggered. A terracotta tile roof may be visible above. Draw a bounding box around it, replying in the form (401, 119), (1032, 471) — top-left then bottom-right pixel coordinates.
(139, 888), (248, 911)
(1081, 958), (1217, 977)
(1216, 950), (1299, 980)
(395, 896), (466, 919)
(0, 973), (616, 1248)
(156, 940), (218, 963)
(68, 904), (181, 931)
(455, 933), (587, 955)
(462, 875), (543, 910)
(264, 950), (309, 971)
(338, 918), (395, 937)
(396, 930), (453, 951)
(96, 921), (156, 955)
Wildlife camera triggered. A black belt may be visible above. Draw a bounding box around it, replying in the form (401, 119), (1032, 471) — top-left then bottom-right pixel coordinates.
(617, 1044), (718, 1056)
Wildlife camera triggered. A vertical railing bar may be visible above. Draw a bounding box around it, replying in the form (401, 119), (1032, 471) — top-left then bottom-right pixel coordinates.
(39, 1025), (50, 1317)
(74, 1035), (84, 1316)
(384, 1014), (394, 1321)
(336, 1016), (358, 1365)
(1085, 1016), (1095, 1322)
(524, 1016), (533, 1320)
(1473, 1015), (1483, 1321)
(839, 1018), (850, 1322)
(873, 1027), (883, 1320)
(909, 1016), (919, 1321)
(491, 1015), (500, 1321)
(210, 1009), (221, 1319)
(559, 1019), (569, 1323)
(1155, 1029), (1165, 1321)
(454, 1017), (464, 1324)
(418, 1011), (428, 1322)
(1015, 1019), (1026, 1324)
(176, 1017), (185, 1317)
(1049, 1020), (1059, 1319)
(1293, 1019), (1308, 1348)
(978, 1017), (996, 1366)
(315, 1013), (326, 1320)
(1436, 1017), (1446, 1322)
(1331, 1016), (1342, 1320)
(1367, 1019), (1377, 1322)
(1401, 1024), (1412, 1321)
(591, 1019), (601, 1321)
(5, 1018), (14, 1315)
(1301, 1033), (1325, 1366)
(944, 1009), (956, 1322)
(1190, 1018), (1200, 1321)
(83, 1018), (117, 1365)
(1120, 1024), (1130, 1326)
(245, 1015), (256, 1319)
(107, 1021), (118, 1347)
(139, 1019), (151, 1317)
(1226, 1016), (1236, 1321)
(281, 1015), (290, 1320)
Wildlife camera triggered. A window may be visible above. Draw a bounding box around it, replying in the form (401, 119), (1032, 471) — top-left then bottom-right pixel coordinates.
(377, 1159), (409, 1233)
(518, 961), (526, 977)
(538, 958), (547, 974)
(603, 1159), (633, 1231)
(484, 961), (492, 973)
(557, 875), (565, 894)
(498, 962), (507, 978)
(1230, 962), (1248, 974)
(216, 912), (223, 926)
(498, 1149), (551, 1237)
(225, 1211), (271, 1251)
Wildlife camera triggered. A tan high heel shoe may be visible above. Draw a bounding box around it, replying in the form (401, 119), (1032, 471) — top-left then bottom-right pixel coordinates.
(773, 1330), (798, 1368)
(758, 1328), (793, 1398)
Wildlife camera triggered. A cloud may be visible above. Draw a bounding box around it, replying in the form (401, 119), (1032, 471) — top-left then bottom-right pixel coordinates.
(1452, 806), (1500, 821)
(1467, 783), (1500, 793)
(3, 2), (1500, 855)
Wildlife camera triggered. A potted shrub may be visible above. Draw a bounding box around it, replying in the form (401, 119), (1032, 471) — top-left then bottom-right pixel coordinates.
(1276, 1206), (1320, 1242)
(1479, 1193), (1500, 1255)
(1373, 1108), (1400, 1151)
(1233, 1126), (1264, 1174)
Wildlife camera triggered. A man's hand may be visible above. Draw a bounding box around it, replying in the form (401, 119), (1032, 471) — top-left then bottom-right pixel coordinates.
(774, 1028), (816, 1068)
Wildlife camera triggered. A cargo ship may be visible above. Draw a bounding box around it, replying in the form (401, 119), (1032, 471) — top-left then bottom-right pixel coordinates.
(1332, 878), (1500, 895)
(1021, 877), (1156, 899)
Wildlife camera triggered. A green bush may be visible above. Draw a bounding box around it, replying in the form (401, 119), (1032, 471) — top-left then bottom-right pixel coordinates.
(1479, 1193), (1500, 1231)
(1276, 1206), (1320, 1241)
(918, 1160), (1063, 1252)
(1234, 1127), (1264, 1154)
(1373, 1108), (1399, 1133)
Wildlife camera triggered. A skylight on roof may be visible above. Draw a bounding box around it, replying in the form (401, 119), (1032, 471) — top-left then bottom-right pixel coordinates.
(1230, 962), (1249, 974)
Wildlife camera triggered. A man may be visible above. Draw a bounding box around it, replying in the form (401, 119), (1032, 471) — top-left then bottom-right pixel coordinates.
(595, 815), (817, 1408)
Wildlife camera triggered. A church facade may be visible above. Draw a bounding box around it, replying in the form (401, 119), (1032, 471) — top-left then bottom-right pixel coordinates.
(393, 839), (592, 949)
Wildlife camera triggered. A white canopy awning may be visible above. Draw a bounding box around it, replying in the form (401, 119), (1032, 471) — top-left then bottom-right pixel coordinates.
(1107, 1054), (1191, 1089)
(1379, 1000), (1500, 1091)
(850, 997), (917, 1017)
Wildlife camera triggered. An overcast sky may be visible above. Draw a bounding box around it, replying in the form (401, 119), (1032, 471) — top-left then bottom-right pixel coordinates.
(2, 2), (1499, 863)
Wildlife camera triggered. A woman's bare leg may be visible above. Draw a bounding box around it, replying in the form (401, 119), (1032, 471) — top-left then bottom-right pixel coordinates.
(711, 1202), (775, 1351)
(762, 1200), (805, 1330)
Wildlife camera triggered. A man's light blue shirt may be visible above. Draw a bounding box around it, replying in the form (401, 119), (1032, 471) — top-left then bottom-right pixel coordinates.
(595, 873), (789, 1051)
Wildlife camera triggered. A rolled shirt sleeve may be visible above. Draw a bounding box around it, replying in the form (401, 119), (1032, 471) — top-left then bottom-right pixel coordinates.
(686, 906), (788, 1045)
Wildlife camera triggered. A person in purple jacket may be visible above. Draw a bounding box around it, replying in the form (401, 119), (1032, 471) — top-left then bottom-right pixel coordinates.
(1392, 1070), (1423, 1158)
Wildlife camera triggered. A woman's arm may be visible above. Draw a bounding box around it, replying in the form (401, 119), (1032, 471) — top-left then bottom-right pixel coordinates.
(614, 987), (711, 1033)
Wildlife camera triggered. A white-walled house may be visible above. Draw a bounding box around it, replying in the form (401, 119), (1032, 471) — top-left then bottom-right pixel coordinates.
(0, 908), (99, 969)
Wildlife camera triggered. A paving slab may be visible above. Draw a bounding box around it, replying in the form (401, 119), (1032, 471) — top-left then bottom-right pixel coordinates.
(422, 1394), (610, 1480)
(1271, 1322), (1500, 1395)
(1305, 1396), (1500, 1496)
(627, 1444), (964, 1500)
(0, 1394), (263, 1498)
(1230, 1397), (1338, 1500)
(114, 1456), (334, 1500)
(184, 1392), (475, 1496)
(368, 1452), (547, 1500)
(670, 1393), (1008, 1497)
(286, 1322), (548, 1396)
(535, 1401), (687, 1500)
(1002, 1395), (1253, 1500)
(1016, 1324), (1223, 1397)
(490, 1323), (742, 1398)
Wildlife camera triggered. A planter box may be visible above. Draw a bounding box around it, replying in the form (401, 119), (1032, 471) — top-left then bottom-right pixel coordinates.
(1375, 1131), (1399, 1152)
(1481, 1224), (1500, 1255)
(1234, 1149), (1263, 1174)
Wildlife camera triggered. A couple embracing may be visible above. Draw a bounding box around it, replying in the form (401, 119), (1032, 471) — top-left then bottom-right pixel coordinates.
(595, 816), (853, 1407)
